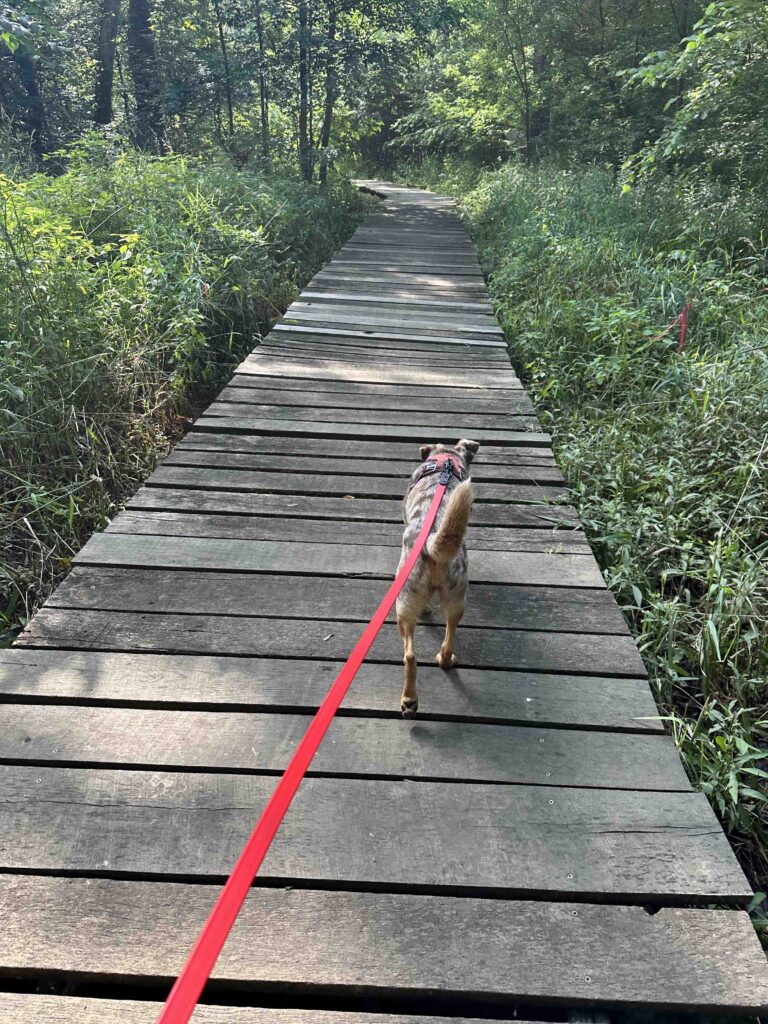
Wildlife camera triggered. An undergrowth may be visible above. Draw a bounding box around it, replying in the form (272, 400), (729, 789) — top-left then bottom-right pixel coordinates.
(400, 158), (768, 938)
(0, 139), (369, 642)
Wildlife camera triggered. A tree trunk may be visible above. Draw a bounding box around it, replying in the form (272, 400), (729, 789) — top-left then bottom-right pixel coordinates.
(317, 0), (336, 184)
(10, 45), (50, 157)
(212, 0), (235, 139)
(298, 0), (312, 181)
(126, 0), (168, 153)
(253, 0), (269, 154)
(94, 0), (121, 124)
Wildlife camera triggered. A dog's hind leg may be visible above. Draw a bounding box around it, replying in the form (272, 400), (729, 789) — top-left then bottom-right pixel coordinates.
(397, 613), (419, 718)
(436, 598), (464, 670)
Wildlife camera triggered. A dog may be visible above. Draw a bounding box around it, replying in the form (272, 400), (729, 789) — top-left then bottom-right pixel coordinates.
(396, 438), (479, 717)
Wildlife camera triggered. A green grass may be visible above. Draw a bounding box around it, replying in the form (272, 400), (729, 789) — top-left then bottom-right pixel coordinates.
(0, 140), (369, 643)
(399, 158), (768, 937)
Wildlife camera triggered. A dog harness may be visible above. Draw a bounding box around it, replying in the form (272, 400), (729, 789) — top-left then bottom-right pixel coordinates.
(409, 452), (468, 491)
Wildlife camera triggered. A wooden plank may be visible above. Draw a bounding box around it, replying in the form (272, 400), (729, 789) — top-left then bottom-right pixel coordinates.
(164, 450), (555, 482)
(193, 417), (552, 447)
(259, 342), (510, 368)
(16, 609), (649, 678)
(127, 487), (581, 528)
(267, 330), (503, 355)
(0, 704), (686, 786)
(301, 290), (494, 312)
(261, 334), (509, 360)
(148, 467), (562, 502)
(310, 275), (489, 297)
(48, 567), (628, 635)
(266, 327), (509, 354)
(0, 994), (524, 1024)
(105, 511), (582, 550)
(1, 877), (766, 1010)
(328, 260), (483, 275)
(281, 310), (503, 337)
(321, 255), (477, 268)
(0, 648), (661, 731)
(216, 386), (532, 413)
(285, 299), (498, 322)
(236, 356), (524, 390)
(286, 301), (499, 327)
(227, 373), (525, 399)
(178, 430), (550, 463)
(201, 401), (539, 431)
(0, 766), (747, 899)
(72, 534), (602, 588)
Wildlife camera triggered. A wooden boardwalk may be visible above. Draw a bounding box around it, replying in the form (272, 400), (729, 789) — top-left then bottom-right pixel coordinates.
(1, 181), (767, 1021)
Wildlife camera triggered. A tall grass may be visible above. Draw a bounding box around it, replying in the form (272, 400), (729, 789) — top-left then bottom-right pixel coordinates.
(403, 159), (768, 935)
(0, 140), (369, 642)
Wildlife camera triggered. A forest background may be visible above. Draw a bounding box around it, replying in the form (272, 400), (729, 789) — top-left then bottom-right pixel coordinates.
(1, 0), (767, 941)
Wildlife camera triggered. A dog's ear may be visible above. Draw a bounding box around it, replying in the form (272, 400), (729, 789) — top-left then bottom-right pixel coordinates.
(419, 443), (437, 461)
(456, 438), (480, 464)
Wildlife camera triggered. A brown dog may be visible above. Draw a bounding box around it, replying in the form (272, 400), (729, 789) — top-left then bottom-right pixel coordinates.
(396, 438), (479, 717)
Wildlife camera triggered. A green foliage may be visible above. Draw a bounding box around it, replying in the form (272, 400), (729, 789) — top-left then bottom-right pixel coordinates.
(624, 0), (768, 179)
(0, 141), (367, 641)
(412, 158), (768, 914)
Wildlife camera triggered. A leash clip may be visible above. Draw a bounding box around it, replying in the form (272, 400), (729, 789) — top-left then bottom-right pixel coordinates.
(438, 459), (454, 485)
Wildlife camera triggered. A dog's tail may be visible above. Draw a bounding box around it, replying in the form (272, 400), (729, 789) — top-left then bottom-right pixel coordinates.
(426, 480), (473, 563)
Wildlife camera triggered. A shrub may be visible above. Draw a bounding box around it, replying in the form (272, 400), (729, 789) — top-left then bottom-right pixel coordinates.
(0, 141), (368, 640)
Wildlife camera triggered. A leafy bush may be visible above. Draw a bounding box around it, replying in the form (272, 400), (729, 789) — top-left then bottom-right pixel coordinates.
(407, 159), (768, 931)
(0, 141), (368, 641)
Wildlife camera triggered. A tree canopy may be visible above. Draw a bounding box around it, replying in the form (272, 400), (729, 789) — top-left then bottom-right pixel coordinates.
(2, 0), (766, 184)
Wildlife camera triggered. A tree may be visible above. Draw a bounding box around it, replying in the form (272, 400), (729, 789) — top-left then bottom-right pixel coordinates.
(252, 0), (269, 152)
(317, 0), (336, 182)
(211, 0), (235, 139)
(126, 0), (167, 152)
(94, 0), (121, 124)
(297, 0), (312, 179)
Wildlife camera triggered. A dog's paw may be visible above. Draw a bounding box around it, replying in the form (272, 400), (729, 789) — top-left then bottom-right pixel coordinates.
(436, 650), (456, 670)
(400, 697), (419, 719)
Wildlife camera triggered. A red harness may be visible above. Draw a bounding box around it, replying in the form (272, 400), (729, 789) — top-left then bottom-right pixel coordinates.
(409, 451), (468, 490)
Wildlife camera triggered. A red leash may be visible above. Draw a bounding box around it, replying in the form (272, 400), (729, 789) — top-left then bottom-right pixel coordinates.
(156, 470), (452, 1024)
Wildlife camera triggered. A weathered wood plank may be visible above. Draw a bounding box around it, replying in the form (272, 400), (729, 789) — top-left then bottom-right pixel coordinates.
(0, 704), (686, 786)
(328, 260), (483, 276)
(0, 994), (521, 1024)
(217, 382), (530, 413)
(145, 465), (563, 503)
(281, 309), (503, 336)
(127, 486), (580, 528)
(0, 766), (746, 899)
(236, 355), (523, 391)
(49, 566), (628, 635)
(194, 416), (547, 448)
(0, 648), (661, 730)
(1, 877), (766, 1010)
(266, 333), (505, 358)
(178, 430), (550, 463)
(310, 275), (490, 297)
(164, 450), (557, 484)
(261, 335), (509, 361)
(105, 511), (581, 550)
(301, 290), (494, 312)
(260, 341), (510, 368)
(17, 608), (648, 678)
(285, 303), (498, 327)
(284, 301), (499, 324)
(202, 401), (539, 431)
(72, 534), (602, 588)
